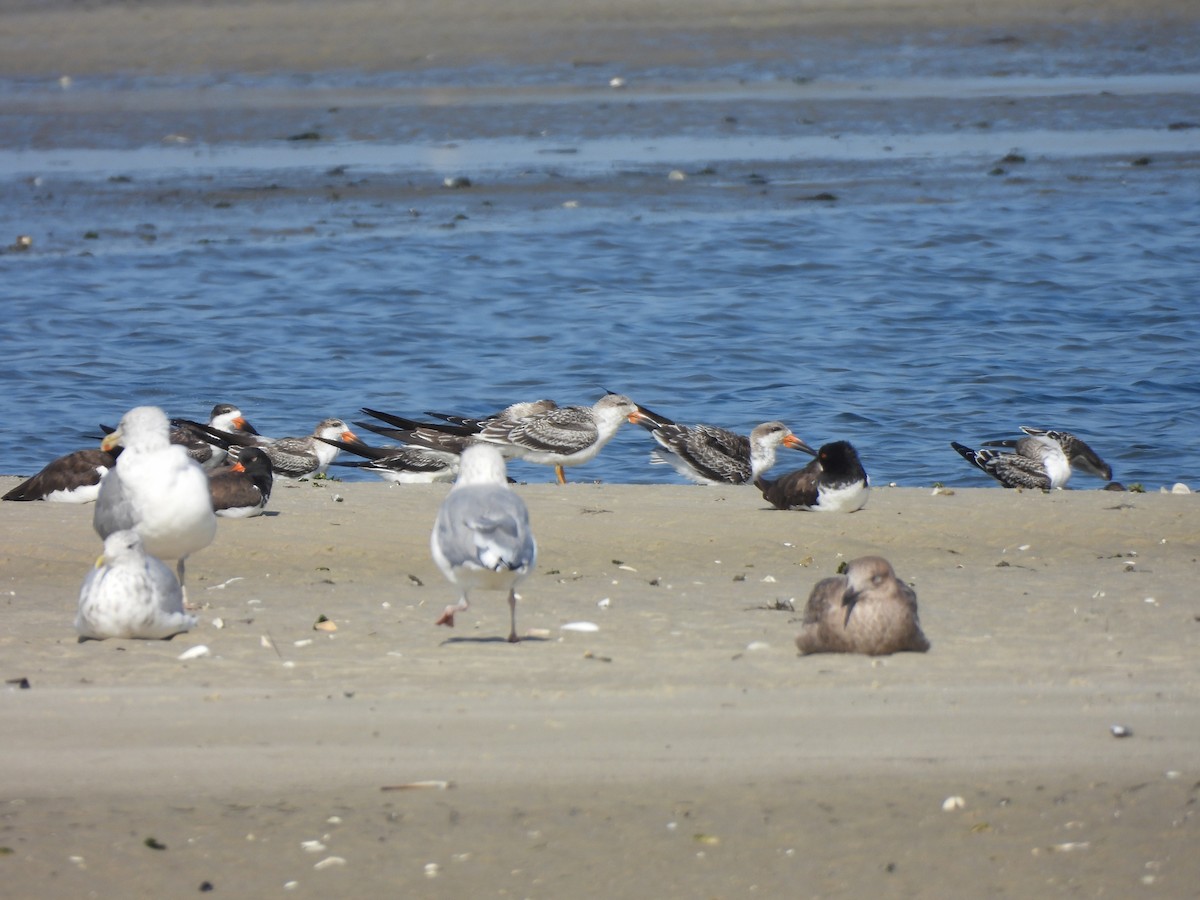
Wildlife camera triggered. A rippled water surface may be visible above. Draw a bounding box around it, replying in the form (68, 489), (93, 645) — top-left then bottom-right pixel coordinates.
(3, 61), (1198, 488)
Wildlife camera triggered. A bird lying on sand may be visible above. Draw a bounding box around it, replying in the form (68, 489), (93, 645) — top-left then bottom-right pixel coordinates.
(756, 440), (869, 511)
(629, 403), (813, 485)
(76, 529), (198, 641)
(795, 556), (929, 656)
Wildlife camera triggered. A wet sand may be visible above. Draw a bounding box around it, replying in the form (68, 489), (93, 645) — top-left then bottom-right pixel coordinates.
(3, 0), (1200, 895)
(2, 479), (1199, 895)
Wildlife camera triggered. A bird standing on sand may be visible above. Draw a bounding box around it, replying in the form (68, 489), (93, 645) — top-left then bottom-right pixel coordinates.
(208, 446), (274, 517)
(629, 404), (814, 485)
(470, 393), (640, 484)
(93, 406), (216, 591)
(431, 444), (537, 642)
(795, 556), (929, 656)
(756, 440), (869, 511)
(951, 426), (1111, 490)
(76, 529), (198, 640)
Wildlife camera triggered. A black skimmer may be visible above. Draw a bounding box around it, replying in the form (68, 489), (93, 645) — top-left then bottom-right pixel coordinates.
(952, 426), (1111, 489)
(3, 447), (120, 503)
(201, 418), (358, 480)
(208, 447), (274, 517)
(755, 440), (869, 512)
(629, 404), (814, 485)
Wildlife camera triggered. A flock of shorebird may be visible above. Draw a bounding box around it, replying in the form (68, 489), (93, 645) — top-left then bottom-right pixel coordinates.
(4, 392), (1114, 654)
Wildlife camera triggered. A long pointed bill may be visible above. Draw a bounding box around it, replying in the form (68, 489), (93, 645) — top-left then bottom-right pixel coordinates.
(783, 434), (817, 456)
(100, 430), (122, 452)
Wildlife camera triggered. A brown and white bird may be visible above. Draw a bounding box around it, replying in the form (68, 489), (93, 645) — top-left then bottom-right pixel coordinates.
(630, 403), (814, 485)
(170, 403), (260, 470)
(76, 529), (197, 641)
(952, 425), (1111, 490)
(470, 394), (640, 484)
(319, 434), (459, 484)
(795, 556), (929, 656)
(208, 447), (274, 517)
(431, 444), (537, 642)
(3, 447), (120, 503)
(756, 440), (869, 512)
(93, 406), (216, 591)
(202, 418), (358, 480)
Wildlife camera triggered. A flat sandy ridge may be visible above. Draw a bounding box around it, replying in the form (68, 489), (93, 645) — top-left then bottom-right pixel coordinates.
(1, 0), (1197, 77)
(2, 479), (1198, 896)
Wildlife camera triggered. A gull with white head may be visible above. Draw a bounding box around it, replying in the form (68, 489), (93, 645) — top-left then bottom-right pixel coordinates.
(431, 444), (536, 642)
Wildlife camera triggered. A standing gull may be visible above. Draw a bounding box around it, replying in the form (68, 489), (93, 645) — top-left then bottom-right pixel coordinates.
(952, 425), (1111, 490)
(93, 405), (216, 591)
(795, 556), (930, 656)
(431, 444), (536, 642)
(77, 529), (198, 641)
(756, 440), (870, 512)
(630, 404), (814, 485)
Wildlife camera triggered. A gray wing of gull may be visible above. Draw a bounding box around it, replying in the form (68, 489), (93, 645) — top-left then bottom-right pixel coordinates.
(434, 485), (536, 573)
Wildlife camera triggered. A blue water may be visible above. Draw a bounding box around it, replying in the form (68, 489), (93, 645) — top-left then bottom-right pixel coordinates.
(3, 66), (1199, 489)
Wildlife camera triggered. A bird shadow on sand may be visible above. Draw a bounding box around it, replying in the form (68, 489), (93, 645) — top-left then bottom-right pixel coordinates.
(439, 635), (550, 645)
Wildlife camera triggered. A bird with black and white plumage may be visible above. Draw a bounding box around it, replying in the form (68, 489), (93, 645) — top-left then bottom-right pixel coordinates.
(170, 403), (260, 470)
(319, 433), (460, 484)
(951, 426), (1112, 490)
(795, 556), (929, 656)
(431, 444), (537, 642)
(629, 403), (814, 485)
(93, 405), (217, 592)
(208, 446), (274, 517)
(198, 417), (358, 480)
(755, 440), (869, 511)
(76, 529), (198, 641)
(3, 447), (120, 503)
(467, 393), (640, 484)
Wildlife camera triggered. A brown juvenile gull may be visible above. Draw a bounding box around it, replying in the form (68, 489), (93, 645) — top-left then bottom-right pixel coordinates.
(431, 444), (536, 642)
(756, 440), (869, 512)
(795, 556), (930, 656)
(93, 405), (216, 591)
(76, 530), (198, 641)
(629, 403), (814, 485)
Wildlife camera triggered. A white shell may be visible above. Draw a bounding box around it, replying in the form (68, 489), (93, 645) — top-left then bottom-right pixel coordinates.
(560, 621), (600, 633)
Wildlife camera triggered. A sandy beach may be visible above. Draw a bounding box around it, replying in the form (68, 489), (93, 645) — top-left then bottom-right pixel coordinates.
(3, 477), (1198, 896)
(3, 0), (1200, 895)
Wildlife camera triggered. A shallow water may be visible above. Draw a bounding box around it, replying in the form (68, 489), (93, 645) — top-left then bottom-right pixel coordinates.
(2, 53), (1198, 489)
